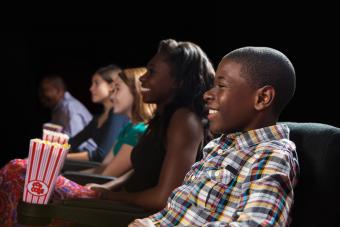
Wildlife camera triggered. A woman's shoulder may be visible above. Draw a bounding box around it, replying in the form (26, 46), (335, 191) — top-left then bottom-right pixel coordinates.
(167, 107), (203, 135)
(131, 122), (148, 133)
(106, 113), (129, 128)
(109, 112), (129, 121)
(171, 107), (200, 123)
(118, 122), (147, 146)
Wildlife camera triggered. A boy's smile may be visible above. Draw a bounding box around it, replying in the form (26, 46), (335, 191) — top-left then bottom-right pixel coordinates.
(207, 109), (219, 121)
(204, 59), (257, 135)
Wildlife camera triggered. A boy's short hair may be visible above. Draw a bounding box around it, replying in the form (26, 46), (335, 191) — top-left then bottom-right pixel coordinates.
(224, 46), (296, 115)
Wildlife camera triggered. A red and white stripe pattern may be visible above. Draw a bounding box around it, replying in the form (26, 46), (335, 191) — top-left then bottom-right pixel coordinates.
(43, 122), (63, 132)
(23, 139), (70, 204)
(42, 129), (69, 145)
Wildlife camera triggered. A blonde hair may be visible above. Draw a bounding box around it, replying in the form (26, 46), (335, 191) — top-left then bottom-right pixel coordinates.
(119, 67), (156, 123)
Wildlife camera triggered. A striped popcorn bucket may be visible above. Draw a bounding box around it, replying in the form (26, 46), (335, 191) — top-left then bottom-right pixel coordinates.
(23, 139), (70, 204)
(42, 129), (69, 145)
(43, 122), (63, 133)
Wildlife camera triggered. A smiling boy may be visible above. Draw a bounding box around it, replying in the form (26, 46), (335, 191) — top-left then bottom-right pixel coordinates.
(130, 46), (299, 227)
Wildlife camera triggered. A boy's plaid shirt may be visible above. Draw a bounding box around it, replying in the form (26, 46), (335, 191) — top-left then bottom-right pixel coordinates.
(150, 124), (299, 226)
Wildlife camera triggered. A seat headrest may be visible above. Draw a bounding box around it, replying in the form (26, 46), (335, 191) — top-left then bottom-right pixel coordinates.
(283, 122), (340, 227)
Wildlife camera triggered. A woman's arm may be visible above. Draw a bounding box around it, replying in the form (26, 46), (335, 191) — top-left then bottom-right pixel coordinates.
(68, 118), (96, 150)
(103, 108), (203, 210)
(77, 144), (115, 174)
(87, 114), (129, 162)
(66, 147), (115, 162)
(67, 151), (90, 161)
(101, 144), (133, 177)
(86, 169), (135, 191)
(102, 148), (115, 166)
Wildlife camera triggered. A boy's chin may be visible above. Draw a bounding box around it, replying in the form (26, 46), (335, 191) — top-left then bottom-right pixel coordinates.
(209, 125), (222, 135)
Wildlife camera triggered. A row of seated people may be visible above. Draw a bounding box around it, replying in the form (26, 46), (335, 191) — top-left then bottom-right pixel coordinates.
(39, 64), (130, 163)
(1, 38), (214, 226)
(3, 39), (336, 226)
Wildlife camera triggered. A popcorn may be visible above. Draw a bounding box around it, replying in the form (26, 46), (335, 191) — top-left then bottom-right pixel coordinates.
(23, 139), (70, 204)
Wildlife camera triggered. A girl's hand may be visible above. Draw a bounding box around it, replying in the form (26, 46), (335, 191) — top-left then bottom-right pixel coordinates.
(85, 183), (108, 191)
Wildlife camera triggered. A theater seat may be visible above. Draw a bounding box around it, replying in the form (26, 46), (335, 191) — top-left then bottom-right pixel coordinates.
(62, 171), (116, 185)
(18, 122), (340, 226)
(18, 199), (151, 226)
(285, 122), (340, 227)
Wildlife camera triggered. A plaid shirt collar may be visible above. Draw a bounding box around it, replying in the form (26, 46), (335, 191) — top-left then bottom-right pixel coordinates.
(207, 124), (290, 156)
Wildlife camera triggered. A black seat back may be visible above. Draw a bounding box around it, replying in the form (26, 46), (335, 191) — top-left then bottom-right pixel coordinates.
(286, 122), (340, 227)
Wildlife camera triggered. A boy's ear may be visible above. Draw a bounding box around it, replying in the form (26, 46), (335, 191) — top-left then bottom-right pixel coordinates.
(254, 85), (275, 111)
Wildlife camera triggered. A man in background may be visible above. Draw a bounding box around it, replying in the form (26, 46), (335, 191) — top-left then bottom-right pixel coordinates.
(39, 74), (93, 137)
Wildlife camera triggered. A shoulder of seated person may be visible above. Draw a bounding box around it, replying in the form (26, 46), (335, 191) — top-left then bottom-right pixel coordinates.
(172, 107), (197, 119)
(170, 108), (201, 127)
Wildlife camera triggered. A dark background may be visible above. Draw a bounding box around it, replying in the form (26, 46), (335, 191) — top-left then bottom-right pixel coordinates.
(1, 7), (339, 167)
